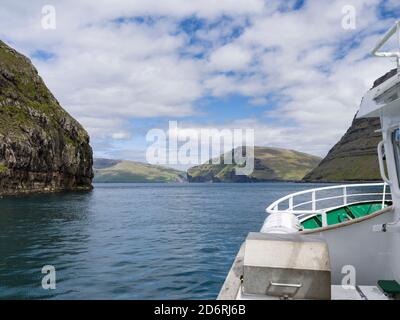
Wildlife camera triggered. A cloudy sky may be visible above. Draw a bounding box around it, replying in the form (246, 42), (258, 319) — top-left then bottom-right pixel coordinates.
(1, 0), (399, 167)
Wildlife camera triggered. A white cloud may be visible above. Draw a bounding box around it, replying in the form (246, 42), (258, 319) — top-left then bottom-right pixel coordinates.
(209, 44), (252, 71)
(112, 131), (132, 140)
(0, 0), (398, 161)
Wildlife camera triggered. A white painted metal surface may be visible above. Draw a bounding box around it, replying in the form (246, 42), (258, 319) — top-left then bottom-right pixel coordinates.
(331, 285), (362, 300)
(260, 212), (300, 233)
(238, 285), (390, 300)
(358, 21), (400, 119)
(358, 286), (389, 300)
(371, 21), (400, 67)
(358, 73), (400, 118)
(242, 233), (331, 299)
(265, 183), (391, 227)
(312, 208), (393, 285)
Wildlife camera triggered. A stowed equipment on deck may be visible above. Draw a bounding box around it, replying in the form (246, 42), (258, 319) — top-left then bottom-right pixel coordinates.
(241, 233), (331, 300)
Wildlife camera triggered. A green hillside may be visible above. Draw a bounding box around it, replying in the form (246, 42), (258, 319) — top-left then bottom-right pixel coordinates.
(303, 117), (382, 182)
(93, 158), (186, 183)
(187, 147), (321, 182)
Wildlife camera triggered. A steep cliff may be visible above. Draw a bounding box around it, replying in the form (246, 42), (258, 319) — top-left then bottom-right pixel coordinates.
(302, 117), (381, 182)
(0, 40), (93, 194)
(187, 147), (321, 182)
(303, 69), (398, 182)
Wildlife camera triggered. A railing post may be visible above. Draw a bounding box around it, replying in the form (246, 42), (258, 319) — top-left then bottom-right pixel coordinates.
(397, 21), (400, 71)
(343, 186), (347, 205)
(312, 191), (316, 211)
(289, 196), (293, 211)
(382, 182), (387, 209)
(321, 212), (328, 227)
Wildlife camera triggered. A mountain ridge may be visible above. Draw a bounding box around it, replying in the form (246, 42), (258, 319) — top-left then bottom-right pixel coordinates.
(93, 158), (186, 183)
(187, 146), (321, 182)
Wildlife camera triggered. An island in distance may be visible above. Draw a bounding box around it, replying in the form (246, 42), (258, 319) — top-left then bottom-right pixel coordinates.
(187, 147), (321, 182)
(95, 71), (398, 184)
(93, 158), (186, 183)
(94, 147), (322, 183)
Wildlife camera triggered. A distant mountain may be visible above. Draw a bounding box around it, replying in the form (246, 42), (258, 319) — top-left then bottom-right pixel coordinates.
(303, 69), (397, 182)
(93, 158), (186, 183)
(187, 147), (321, 182)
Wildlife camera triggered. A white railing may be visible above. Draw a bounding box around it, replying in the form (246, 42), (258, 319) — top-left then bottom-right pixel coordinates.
(372, 20), (400, 69)
(266, 183), (391, 226)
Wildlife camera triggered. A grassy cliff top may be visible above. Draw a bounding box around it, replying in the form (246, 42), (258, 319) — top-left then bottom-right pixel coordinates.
(303, 117), (381, 182)
(93, 158), (186, 183)
(187, 147), (321, 182)
(0, 40), (89, 144)
(0, 40), (93, 193)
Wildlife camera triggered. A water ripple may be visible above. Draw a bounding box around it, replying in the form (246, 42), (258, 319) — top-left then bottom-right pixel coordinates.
(0, 182), (329, 299)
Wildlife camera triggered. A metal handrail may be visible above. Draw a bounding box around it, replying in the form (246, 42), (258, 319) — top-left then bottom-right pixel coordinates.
(377, 140), (391, 185)
(266, 183), (391, 216)
(291, 192), (389, 209)
(372, 21), (400, 69)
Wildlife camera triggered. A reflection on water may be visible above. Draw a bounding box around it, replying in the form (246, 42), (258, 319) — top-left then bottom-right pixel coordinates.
(0, 182), (330, 299)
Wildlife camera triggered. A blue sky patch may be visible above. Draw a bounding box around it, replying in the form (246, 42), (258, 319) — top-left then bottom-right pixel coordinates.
(378, 0), (400, 19)
(31, 50), (56, 61)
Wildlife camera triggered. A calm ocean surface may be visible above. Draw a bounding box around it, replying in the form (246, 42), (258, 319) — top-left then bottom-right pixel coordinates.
(0, 182), (330, 299)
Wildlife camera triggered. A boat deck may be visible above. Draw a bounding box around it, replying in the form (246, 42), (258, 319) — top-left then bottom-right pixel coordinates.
(218, 242), (393, 300)
(236, 285), (390, 300)
(218, 183), (397, 300)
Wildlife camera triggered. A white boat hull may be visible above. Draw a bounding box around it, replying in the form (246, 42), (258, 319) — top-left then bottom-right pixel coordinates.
(303, 208), (394, 285)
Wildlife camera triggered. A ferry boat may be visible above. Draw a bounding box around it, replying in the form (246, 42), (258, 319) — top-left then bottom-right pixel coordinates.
(218, 21), (400, 300)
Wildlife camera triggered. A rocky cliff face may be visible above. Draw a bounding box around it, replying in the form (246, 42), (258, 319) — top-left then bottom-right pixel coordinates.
(303, 69), (398, 182)
(0, 40), (93, 194)
(302, 117), (381, 182)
